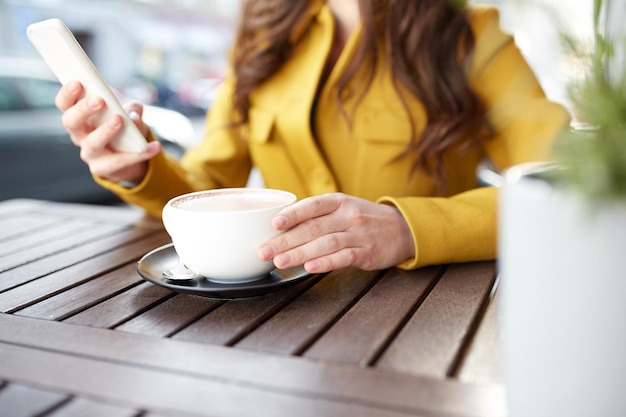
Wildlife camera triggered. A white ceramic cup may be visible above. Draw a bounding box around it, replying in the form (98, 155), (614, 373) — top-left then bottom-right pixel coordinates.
(162, 188), (296, 283)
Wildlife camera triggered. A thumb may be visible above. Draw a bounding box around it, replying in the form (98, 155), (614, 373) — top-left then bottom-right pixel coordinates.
(124, 101), (149, 138)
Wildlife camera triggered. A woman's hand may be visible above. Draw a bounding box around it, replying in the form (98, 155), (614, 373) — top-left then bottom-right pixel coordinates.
(55, 80), (162, 184)
(258, 193), (415, 273)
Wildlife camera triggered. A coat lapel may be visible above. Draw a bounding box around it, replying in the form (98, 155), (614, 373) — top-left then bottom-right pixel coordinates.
(249, 3), (340, 196)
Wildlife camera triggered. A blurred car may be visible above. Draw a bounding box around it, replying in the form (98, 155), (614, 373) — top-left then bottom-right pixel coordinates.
(123, 77), (209, 117)
(177, 77), (223, 113)
(0, 55), (194, 204)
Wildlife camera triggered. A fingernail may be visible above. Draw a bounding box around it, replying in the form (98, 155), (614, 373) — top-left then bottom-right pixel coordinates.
(273, 215), (288, 229)
(68, 80), (80, 93)
(129, 110), (140, 121)
(274, 253), (291, 268)
(147, 141), (160, 153)
(108, 116), (122, 129)
(258, 245), (275, 261)
(305, 260), (322, 273)
(88, 97), (102, 109)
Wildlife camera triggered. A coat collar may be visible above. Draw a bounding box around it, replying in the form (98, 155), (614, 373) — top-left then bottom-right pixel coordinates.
(290, 0), (326, 43)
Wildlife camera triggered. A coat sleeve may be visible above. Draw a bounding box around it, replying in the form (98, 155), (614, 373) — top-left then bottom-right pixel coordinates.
(378, 187), (497, 269)
(379, 6), (570, 269)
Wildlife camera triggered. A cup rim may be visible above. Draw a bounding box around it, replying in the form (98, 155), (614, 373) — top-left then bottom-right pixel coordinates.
(164, 188), (297, 214)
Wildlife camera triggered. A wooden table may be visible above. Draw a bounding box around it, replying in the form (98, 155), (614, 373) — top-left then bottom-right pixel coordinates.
(0, 199), (506, 417)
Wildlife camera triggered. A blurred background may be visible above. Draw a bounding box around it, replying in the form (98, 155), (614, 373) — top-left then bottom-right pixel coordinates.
(0, 0), (591, 204)
(0, 0), (239, 203)
(1, 0), (238, 115)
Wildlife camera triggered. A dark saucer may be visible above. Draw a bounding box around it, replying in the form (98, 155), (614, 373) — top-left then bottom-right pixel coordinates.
(136, 243), (311, 299)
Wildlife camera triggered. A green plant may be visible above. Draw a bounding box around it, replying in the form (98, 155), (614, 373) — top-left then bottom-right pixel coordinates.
(551, 0), (626, 201)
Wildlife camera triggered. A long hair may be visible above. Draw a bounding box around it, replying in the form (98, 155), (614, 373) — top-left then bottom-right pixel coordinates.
(232, 0), (491, 188)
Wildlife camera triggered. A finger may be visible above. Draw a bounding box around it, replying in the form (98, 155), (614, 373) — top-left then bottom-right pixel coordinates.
(125, 102), (150, 137)
(273, 229), (354, 269)
(303, 247), (368, 273)
(88, 141), (161, 179)
(80, 114), (124, 160)
(272, 193), (344, 230)
(123, 100), (143, 116)
(298, 239), (389, 273)
(259, 194), (349, 262)
(55, 80), (83, 111)
(62, 96), (106, 146)
(268, 214), (346, 260)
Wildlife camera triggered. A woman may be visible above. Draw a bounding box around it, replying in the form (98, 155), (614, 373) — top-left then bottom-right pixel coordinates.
(55, 0), (569, 274)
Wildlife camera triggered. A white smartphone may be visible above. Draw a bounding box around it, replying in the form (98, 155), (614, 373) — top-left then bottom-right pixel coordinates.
(27, 18), (148, 153)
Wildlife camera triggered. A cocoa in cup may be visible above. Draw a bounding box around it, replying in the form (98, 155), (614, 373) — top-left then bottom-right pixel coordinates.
(162, 188), (296, 283)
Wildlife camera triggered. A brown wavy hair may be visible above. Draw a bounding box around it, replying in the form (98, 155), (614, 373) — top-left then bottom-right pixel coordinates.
(231, 0), (491, 188)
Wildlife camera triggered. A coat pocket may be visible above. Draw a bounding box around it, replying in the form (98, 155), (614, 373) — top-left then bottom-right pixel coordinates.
(353, 103), (416, 147)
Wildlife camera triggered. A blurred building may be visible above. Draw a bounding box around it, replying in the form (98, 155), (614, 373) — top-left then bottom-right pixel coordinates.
(474, 0), (593, 109)
(1, 0), (598, 111)
(0, 0), (239, 90)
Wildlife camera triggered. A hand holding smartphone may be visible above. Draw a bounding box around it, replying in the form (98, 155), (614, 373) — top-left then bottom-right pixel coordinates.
(27, 18), (148, 153)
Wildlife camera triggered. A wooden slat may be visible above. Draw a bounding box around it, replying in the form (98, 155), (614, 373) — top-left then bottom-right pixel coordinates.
(235, 268), (381, 355)
(45, 397), (141, 417)
(14, 263), (143, 320)
(33, 200), (152, 225)
(0, 227), (164, 293)
(304, 266), (442, 366)
(62, 282), (174, 328)
(0, 342), (422, 417)
(459, 286), (503, 384)
(0, 232), (170, 313)
(0, 222), (129, 273)
(0, 382), (69, 417)
(114, 294), (222, 337)
(376, 262), (497, 378)
(0, 313), (507, 417)
(143, 413), (184, 417)
(0, 218), (97, 258)
(143, 414), (181, 417)
(0, 213), (65, 245)
(143, 414), (173, 417)
(0, 199), (46, 215)
(0, 199), (150, 225)
(171, 277), (321, 345)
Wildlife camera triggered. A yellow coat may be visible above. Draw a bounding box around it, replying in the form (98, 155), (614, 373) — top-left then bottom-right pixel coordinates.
(97, 3), (569, 269)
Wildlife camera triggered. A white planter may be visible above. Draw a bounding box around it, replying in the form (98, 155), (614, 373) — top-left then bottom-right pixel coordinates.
(499, 165), (626, 417)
